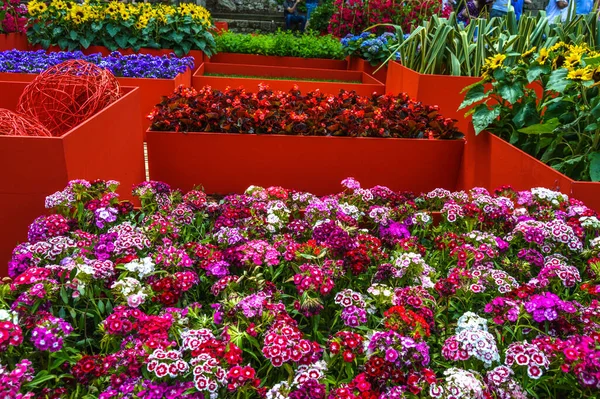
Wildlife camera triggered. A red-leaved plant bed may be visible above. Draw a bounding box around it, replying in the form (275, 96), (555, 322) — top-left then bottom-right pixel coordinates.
(148, 85), (463, 139)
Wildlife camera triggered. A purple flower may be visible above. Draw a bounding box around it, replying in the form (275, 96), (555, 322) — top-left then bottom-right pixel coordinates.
(380, 220), (410, 242)
(95, 207), (118, 229)
(0, 50), (194, 79)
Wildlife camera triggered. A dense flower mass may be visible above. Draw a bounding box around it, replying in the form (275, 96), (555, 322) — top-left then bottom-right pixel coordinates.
(0, 50), (194, 79)
(26, 0), (216, 56)
(1, 178), (600, 398)
(1, 0), (27, 33)
(149, 85), (463, 139)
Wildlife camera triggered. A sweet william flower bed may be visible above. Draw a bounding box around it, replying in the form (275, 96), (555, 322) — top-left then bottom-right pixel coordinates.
(2, 178), (600, 398)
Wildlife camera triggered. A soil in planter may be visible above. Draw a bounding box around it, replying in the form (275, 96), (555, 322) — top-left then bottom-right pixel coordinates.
(203, 73), (361, 83)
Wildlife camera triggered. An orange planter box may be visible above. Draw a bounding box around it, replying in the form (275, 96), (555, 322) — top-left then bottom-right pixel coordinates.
(0, 69), (191, 139)
(192, 63), (384, 96)
(386, 61), (479, 132)
(147, 131), (464, 196)
(0, 33), (28, 51)
(28, 45), (205, 70)
(348, 57), (387, 84)
(207, 53), (348, 70)
(463, 130), (600, 212)
(0, 82), (145, 276)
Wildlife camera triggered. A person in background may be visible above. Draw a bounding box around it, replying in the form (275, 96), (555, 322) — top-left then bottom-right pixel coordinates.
(283, 0), (306, 32)
(489, 0), (511, 17)
(305, 0), (318, 21)
(575, 0), (593, 14)
(457, 0), (481, 24)
(512, 0), (532, 20)
(545, 0), (569, 22)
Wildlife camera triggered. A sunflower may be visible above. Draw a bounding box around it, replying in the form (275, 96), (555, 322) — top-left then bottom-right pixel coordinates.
(484, 54), (506, 71)
(28, 1), (48, 16)
(521, 47), (536, 58)
(567, 67), (593, 81)
(50, 0), (67, 10)
(549, 42), (566, 52)
(537, 48), (549, 64)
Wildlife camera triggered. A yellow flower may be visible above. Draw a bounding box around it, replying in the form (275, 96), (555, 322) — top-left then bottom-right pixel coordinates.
(537, 48), (549, 64)
(521, 47), (536, 58)
(549, 42), (566, 52)
(564, 52), (581, 66)
(567, 67), (593, 81)
(50, 0), (67, 10)
(484, 54), (506, 71)
(28, 0), (48, 16)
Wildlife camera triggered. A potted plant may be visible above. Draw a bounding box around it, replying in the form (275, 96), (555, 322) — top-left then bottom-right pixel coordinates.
(146, 85), (465, 195)
(209, 30), (348, 70)
(26, 0), (215, 62)
(0, 0), (27, 51)
(460, 42), (600, 211)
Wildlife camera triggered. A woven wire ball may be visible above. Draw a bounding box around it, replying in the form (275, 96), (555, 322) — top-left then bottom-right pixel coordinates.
(17, 59), (121, 136)
(0, 108), (52, 137)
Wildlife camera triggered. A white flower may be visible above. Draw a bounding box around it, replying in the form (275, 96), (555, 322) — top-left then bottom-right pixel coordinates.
(456, 312), (488, 333)
(0, 309), (18, 324)
(124, 257), (155, 278)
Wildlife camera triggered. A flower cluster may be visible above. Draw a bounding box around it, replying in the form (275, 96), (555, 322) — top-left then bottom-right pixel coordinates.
(0, 178), (599, 398)
(0, 50), (194, 79)
(1, 0), (27, 33)
(149, 85), (463, 139)
(27, 0), (215, 57)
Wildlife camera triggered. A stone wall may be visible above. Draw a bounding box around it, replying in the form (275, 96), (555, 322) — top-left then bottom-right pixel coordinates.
(206, 0), (283, 14)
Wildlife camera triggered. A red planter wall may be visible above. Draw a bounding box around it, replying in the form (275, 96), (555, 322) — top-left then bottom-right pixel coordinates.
(207, 53), (348, 70)
(192, 63), (385, 96)
(147, 132), (465, 196)
(0, 33), (28, 51)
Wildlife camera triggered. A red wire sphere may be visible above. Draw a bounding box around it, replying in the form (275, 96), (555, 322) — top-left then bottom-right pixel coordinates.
(17, 59), (121, 137)
(0, 108), (52, 137)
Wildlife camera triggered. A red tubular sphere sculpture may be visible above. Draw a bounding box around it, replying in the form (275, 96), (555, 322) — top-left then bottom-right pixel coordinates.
(0, 108), (52, 137)
(17, 59), (121, 136)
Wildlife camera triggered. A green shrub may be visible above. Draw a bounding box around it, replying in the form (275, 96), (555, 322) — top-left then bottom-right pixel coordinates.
(215, 30), (345, 59)
(307, 0), (334, 34)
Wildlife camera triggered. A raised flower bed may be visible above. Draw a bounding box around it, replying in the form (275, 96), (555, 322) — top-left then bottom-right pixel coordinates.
(0, 81), (145, 275)
(460, 43), (600, 212)
(211, 30), (347, 70)
(147, 86), (464, 195)
(26, 0), (216, 57)
(0, 50), (195, 134)
(0, 0), (27, 51)
(1, 177), (599, 398)
(192, 63), (384, 97)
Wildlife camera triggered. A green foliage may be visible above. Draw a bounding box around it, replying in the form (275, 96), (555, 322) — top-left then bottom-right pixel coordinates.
(462, 43), (600, 181)
(307, 0), (334, 34)
(214, 30), (345, 60)
(384, 11), (600, 77)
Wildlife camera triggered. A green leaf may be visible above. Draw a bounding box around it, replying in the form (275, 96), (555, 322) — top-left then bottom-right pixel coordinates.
(79, 37), (91, 49)
(459, 84), (487, 110)
(497, 81), (524, 104)
(546, 69), (569, 93)
(52, 27), (63, 37)
(106, 24), (120, 38)
(589, 152), (600, 182)
(518, 118), (560, 134)
(512, 101), (540, 128)
(69, 31), (78, 41)
(57, 38), (70, 50)
(526, 64), (548, 83)
(60, 287), (68, 304)
(114, 35), (129, 49)
(471, 103), (500, 135)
